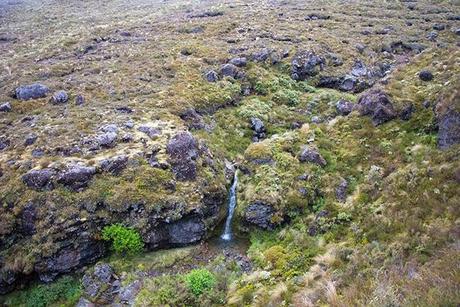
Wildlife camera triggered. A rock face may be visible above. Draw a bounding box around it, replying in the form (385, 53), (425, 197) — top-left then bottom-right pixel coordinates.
(167, 215), (206, 244)
(166, 132), (198, 181)
(35, 232), (106, 283)
(298, 146), (327, 167)
(355, 89), (396, 126)
(244, 202), (277, 230)
(15, 83), (50, 100)
(438, 110), (460, 149)
(22, 168), (56, 190)
(57, 165), (97, 190)
(291, 50), (325, 80)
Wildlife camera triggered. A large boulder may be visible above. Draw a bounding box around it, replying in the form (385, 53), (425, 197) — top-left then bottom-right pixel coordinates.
(298, 146), (327, 167)
(355, 89), (396, 126)
(22, 168), (56, 190)
(57, 164), (96, 190)
(291, 50), (325, 80)
(166, 132), (199, 181)
(244, 202), (277, 230)
(15, 83), (50, 100)
(250, 117), (266, 142)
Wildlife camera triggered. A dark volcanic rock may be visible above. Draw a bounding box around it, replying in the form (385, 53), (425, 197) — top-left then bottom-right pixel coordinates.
(22, 168), (56, 190)
(336, 178), (348, 203)
(220, 63), (240, 78)
(57, 164), (96, 190)
(167, 215), (205, 244)
(0, 137), (10, 151)
(24, 133), (38, 146)
(291, 50), (325, 80)
(433, 23), (446, 31)
(250, 117), (266, 142)
(298, 146), (327, 167)
(35, 232), (106, 283)
(180, 108), (205, 130)
(244, 202), (276, 230)
(0, 102), (11, 112)
(75, 94), (85, 105)
(138, 125), (161, 139)
(229, 57), (247, 67)
(205, 70), (219, 82)
(49, 90), (69, 104)
(356, 89), (396, 126)
(166, 132), (198, 181)
(100, 155), (128, 175)
(336, 99), (354, 116)
(251, 48), (271, 62)
(400, 103), (415, 121)
(419, 70), (434, 81)
(438, 110), (460, 150)
(20, 202), (37, 235)
(15, 83), (49, 100)
(95, 132), (118, 148)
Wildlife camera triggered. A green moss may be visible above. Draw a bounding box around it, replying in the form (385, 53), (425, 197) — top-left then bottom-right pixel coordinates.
(102, 224), (144, 255)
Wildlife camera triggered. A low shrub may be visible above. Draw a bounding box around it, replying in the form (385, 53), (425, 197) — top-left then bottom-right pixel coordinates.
(185, 269), (216, 296)
(102, 223), (144, 255)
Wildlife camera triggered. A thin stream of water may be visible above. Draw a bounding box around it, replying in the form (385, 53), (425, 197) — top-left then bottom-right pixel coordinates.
(221, 170), (238, 241)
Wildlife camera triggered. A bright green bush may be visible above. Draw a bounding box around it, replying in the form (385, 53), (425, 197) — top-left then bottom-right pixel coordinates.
(273, 89), (300, 106)
(185, 269), (216, 296)
(102, 223), (144, 254)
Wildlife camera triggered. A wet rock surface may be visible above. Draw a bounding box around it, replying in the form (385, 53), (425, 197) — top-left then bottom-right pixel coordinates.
(244, 202), (277, 229)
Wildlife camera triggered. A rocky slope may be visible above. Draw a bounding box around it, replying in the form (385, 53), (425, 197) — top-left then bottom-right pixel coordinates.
(0, 0), (459, 305)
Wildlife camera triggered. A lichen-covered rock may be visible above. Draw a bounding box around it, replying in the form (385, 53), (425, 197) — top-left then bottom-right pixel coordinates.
(138, 125), (161, 139)
(298, 146), (327, 167)
(100, 155), (128, 175)
(82, 263), (116, 302)
(49, 90), (69, 104)
(438, 110), (460, 150)
(95, 132), (117, 148)
(180, 108), (205, 130)
(15, 83), (49, 100)
(244, 202), (277, 230)
(291, 50), (325, 80)
(57, 164), (96, 190)
(166, 132), (198, 181)
(22, 168), (56, 190)
(356, 89), (396, 126)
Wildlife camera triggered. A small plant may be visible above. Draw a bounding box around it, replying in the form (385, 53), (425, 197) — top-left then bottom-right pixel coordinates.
(102, 223), (144, 254)
(185, 269), (216, 296)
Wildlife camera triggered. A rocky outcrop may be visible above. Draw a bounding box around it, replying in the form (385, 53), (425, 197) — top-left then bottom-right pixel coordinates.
(291, 50), (325, 80)
(100, 155), (129, 175)
(15, 83), (50, 100)
(22, 168), (56, 190)
(166, 132), (199, 181)
(336, 99), (354, 116)
(244, 202), (277, 230)
(180, 108), (206, 130)
(57, 164), (97, 191)
(355, 89), (396, 126)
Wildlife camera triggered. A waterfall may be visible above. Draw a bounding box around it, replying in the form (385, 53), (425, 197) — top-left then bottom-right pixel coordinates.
(221, 170), (238, 241)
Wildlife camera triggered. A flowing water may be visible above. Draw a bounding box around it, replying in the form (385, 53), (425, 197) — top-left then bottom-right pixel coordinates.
(221, 170), (238, 241)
